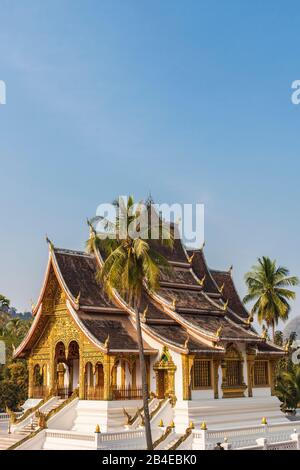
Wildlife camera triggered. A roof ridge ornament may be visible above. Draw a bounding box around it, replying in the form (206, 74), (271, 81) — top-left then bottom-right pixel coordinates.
(246, 312), (254, 326)
(229, 265), (233, 274)
(218, 283), (225, 294)
(172, 298), (177, 309)
(188, 252), (195, 264)
(45, 235), (54, 252)
(216, 326), (223, 339)
(198, 275), (206, 287)
(75, 291), (81, 306)
(223, 299), (229, 311)
(87, 218), (96, 239)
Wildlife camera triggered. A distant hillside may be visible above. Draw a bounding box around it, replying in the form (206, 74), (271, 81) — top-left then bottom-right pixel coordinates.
(283, 316), (300, 340)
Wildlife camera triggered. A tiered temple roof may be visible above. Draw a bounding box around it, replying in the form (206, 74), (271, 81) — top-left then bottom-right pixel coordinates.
(15, 234), (284, 358)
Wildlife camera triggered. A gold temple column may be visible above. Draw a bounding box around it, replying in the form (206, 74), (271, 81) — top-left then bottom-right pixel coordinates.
(103, 354), (115, 400)
(28, 359), (34, 398)
(181, 354), (194, 400)
(269, 359), (278, 396)
(246, 354), (255, 398)
(79, 356), (86, 399)
(213, 359), (220, 399)
(49, 348), (56, 395)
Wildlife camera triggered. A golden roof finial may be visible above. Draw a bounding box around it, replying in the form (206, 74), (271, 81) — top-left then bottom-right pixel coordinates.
(198, 275), (206, 287)
(223, 299), (229, 311)
(87, 218), (96, 239)
(261, 417), (267, 425)
(104, 334), (110, 349)
(216, 326), (223, 339)
(200, 421), (207, 430)
(219, 283), (225, 294)
(95, 424), (100, 433)
(172, 298), (177, 309)
(188, 252), (195, 264)
(142, 305), (148, 322)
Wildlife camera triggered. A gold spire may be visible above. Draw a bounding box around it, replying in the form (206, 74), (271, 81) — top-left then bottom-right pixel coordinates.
(216, 326), (223, 339)
(200, 421), (207, 430)
(104, 334), (110, 349)
(142, 305), (148, 322)
(198, 275), (206, 287)
(223, 299), (229, 311)
(188, 252), (195, 264)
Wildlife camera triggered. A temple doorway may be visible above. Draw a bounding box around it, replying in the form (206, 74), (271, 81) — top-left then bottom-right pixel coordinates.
(157, 370), (167, 399)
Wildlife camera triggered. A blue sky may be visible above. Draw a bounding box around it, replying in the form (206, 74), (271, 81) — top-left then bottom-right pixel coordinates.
(0, 0), (300, 330)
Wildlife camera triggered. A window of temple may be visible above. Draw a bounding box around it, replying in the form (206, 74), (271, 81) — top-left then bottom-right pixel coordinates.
(226, 360), (243, 386)
(192, 359), (212, 389)
(253, 361), (269, 386)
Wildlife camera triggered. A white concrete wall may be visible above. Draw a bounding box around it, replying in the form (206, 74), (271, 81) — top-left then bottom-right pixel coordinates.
(191, 389), (214, 400)
(252, 387), (271, 398)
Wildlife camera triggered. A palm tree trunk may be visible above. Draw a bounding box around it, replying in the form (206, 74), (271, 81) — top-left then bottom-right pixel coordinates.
(134, 300), (153, 450)
(272, 321), (275, 342)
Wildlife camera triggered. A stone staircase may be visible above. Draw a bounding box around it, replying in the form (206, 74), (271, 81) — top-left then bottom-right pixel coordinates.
(0, 434), (25, 451)
(17, 398), (65, 435)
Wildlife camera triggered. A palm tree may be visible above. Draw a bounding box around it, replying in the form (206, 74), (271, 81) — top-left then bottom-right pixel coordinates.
(87, 196), (173, 450)
(243, 257), (299, 341)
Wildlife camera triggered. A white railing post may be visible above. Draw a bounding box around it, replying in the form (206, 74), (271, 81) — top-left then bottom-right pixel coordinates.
(221, 437), (231, 450)
(290, 431), (300, 450)
(94, 424), (101, 450)
(256, 437), (268, 450)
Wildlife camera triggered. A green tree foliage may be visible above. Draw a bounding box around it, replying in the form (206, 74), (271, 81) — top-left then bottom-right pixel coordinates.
(243, 257), (299, 341)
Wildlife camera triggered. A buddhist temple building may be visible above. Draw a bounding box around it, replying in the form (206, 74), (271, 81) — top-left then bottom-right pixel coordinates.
(15, 227), (285, 406)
